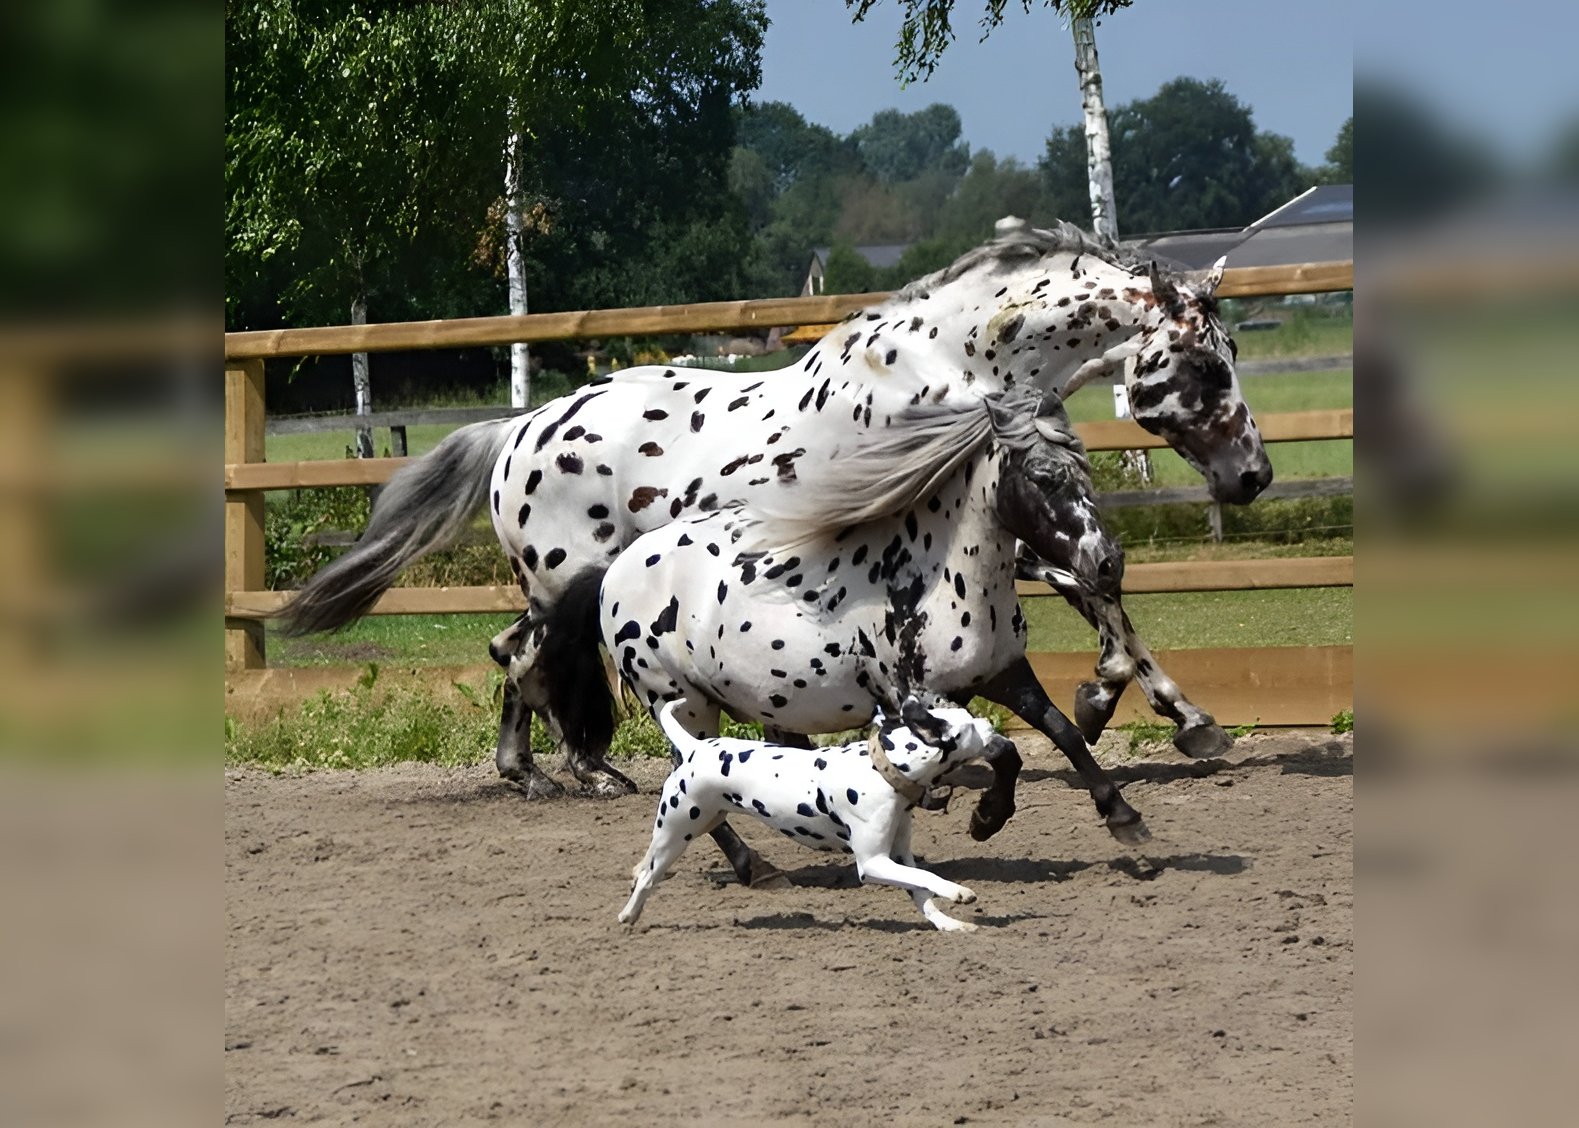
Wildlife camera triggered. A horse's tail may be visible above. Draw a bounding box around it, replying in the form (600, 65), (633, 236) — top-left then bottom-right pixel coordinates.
(276, 418), (516, 636)
(539, 566), (617, 754)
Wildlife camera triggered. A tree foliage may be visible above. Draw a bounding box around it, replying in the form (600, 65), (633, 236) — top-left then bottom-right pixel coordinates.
(846, 0), (1131, 84)
(1040, 77), (1314, 233)
(227, 0), (766, 330)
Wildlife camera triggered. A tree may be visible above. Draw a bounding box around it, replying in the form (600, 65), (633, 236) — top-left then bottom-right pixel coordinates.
(849, 103), (970, 183)
(846, 1), (1132, 85)
(1041, 77), (1314, 233)
(228, 0), (766, 335)
(1318, 116), (1353, 184)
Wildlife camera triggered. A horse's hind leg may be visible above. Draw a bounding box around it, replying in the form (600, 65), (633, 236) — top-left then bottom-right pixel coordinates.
(490, 619), (566, 799)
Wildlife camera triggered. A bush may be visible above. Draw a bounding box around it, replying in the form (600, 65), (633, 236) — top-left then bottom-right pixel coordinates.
(264, 487), (370, 590)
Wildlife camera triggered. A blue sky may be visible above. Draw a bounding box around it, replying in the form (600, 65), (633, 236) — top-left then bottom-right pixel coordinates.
(757, 0), (1354, 167)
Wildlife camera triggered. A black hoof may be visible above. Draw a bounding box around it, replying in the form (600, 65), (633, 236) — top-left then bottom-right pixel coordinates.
(968, 793), (1016, 842)
(1073, 681), (1117, 746)
(1108, 816), (1152, 846)
(1173, 722), (1233, 759)
(748, 859), (791, 890)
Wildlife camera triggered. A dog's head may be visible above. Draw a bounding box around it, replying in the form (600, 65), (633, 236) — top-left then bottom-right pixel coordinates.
(873, 696), (1008, 784)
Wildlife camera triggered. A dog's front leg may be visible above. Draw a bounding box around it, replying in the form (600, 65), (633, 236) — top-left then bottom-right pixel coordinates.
(892, 816), (977, 933)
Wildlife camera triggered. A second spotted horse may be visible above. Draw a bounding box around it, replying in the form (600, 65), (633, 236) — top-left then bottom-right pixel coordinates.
(537, 385), (1147, 888)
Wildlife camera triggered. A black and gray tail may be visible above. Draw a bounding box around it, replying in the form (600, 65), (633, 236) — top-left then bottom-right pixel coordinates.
(276, 418), (516, 635)
(538, 567), (617, 754)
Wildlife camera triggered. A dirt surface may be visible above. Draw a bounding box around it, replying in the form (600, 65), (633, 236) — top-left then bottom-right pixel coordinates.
(226, 731), (1352, 1126)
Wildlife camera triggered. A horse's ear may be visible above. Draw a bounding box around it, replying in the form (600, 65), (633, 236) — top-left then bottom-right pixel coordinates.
(1201, 256), (1226, 297)
(1034, 417), (1078, 447)
(1149, 260), (1179, 306)
(983, 391), (1015, 435)
(900, 696), (935, 732)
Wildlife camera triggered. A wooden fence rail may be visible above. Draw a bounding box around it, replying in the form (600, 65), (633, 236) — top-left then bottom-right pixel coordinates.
(224, 260), (1354, 726)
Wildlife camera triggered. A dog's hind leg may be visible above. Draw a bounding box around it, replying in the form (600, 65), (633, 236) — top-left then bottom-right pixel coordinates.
(892, 817), (976, 933)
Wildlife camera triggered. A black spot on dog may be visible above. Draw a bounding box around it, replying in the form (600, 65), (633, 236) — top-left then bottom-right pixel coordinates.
(771, 639), (785, 650)
(587, 503), (609, 519)
(593, 522), (615, 541)
(517, 502), (530, 526)
(691, 411), (705, 432)
(544, 547), (566, 569)
(638, 442), (663, 457)
(728, 396), (749, 411)
(521, 545), (538, 570)
(643, 409), (668, 421)
(523, 469), (542, 495)
(646, 554), (661, 567)
(557, 452), (584, 474)
(771, 694), (788, 708)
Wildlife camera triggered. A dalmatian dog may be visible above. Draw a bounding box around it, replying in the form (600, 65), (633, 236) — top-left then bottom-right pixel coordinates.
(618, 699), (1012, 932)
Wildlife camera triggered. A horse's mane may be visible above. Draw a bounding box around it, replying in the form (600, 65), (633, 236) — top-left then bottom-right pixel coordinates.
(892, 220), (1153, 302)
(744, 383), (1049, 545)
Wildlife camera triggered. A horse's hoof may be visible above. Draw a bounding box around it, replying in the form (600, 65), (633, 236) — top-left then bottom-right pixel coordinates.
(968, 798), (1015, 842)
(1073, 681), (1115, 746)
(748, 860), (792, 890)
(1174, 722), (1233, 759)
(523, 774), (566, 800)
(1107, 816), (1152, 846)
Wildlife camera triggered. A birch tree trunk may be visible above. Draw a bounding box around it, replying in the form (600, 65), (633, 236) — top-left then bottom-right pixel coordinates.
(351, 295), (374, 458)
(505, 105), (531, 410)
(1072, 16), (1119, 242)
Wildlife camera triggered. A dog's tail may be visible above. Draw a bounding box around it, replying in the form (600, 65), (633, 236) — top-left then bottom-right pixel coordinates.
(657, 700), (704, 760)
(538, 566), (617, 755)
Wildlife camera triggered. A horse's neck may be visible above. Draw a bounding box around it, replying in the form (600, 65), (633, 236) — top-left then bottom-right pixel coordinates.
(926, 446), (1017, 583)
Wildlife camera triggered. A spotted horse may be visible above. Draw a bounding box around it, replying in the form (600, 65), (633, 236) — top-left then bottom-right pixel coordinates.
(276, 224), (1269, 874)
(537, 381), (1148, 896)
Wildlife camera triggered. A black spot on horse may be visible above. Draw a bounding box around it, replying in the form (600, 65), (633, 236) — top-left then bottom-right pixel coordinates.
(557, 452), (584, 474)
(643, 409), (668, 421)
(521, 545), (538, 570)
(544, 547), (566, 569)
(771, 639), (785, 650)
(615, 620), (640, 643)
(717, 581), (728, 604)
(639, 442), (663, 457)
(650, 597), (679, 636)
(728, 396), (749, 411)
(771, 694), (788, 708)
(691, 411), (705, 432)
(517, 503), (530, 526)
(587, 503), (609, 519)
(593, 522), (615, 541)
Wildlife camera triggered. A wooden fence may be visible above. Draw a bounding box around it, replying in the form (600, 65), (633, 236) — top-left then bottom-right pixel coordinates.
(225, 261), (1354, 726)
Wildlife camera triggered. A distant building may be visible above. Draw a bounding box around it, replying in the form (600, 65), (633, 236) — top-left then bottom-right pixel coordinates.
(801, 243), (911, 296)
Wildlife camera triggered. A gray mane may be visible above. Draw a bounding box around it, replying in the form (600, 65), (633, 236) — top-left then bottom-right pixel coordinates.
(894, 219), (1153, 301)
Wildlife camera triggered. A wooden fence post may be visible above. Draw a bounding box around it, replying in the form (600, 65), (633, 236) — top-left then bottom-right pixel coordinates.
(225, 358), (266, 670)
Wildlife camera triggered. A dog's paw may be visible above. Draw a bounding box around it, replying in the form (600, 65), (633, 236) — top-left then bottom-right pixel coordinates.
(951, 885), (977, 905)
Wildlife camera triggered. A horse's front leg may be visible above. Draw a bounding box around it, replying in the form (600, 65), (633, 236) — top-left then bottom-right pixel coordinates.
(976, 658), (1150, 846)
(1119, 609), (1233, 758)
(1017, 548), (1135, 745)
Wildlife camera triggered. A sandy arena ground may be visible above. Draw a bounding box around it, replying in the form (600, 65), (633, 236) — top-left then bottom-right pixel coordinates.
(226, 730), (1351, 1125)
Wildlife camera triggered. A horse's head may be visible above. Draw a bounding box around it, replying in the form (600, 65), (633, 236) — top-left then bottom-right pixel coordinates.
(1123, 260), (1273, 505)
(987, 387), (1124, 600)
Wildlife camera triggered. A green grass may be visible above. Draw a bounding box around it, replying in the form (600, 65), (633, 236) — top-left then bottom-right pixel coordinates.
(266, 613), (520, 667)
(1022, 586), (1353, 652)
(1227, 311), (1353, 360)
(225, 671), (500, 772)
